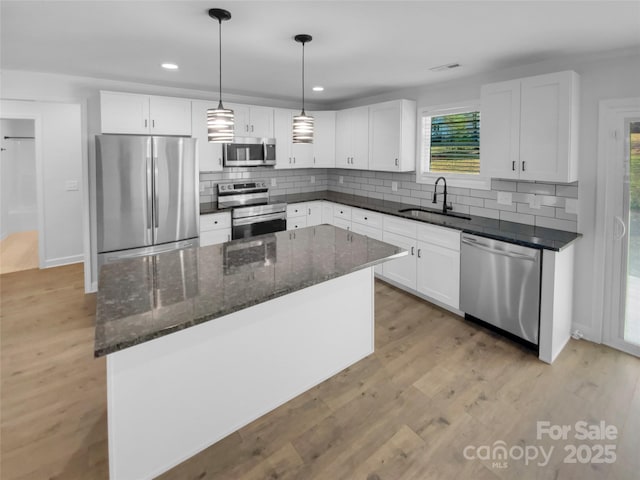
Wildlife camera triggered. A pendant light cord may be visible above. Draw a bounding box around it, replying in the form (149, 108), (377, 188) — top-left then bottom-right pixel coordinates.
(301, 41), (305, 114)
(218, 18), (223, 108)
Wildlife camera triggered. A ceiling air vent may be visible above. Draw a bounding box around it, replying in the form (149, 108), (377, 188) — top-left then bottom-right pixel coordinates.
(429, 63), (461, 72)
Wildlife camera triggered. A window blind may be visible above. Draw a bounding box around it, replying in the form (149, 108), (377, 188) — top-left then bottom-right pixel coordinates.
(429, 112), (480, 174)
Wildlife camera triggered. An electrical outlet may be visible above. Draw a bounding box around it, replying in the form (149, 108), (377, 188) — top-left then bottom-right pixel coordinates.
(310, 175), (315, 184)
(565, 198), (578, 214)
(391, 181), (398, 192)
(528, 194), (542, 209)
(339, 176), (344, 184)
(270, 178), (277, 187)
(497, 191), (512, 205)
(65, 180), (79, 191)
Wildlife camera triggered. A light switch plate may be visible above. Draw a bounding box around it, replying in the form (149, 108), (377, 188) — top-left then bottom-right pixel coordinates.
(391, 181), (398, 192)
(270, 178), (277, 187)
(528, 194), (542, 209)
(497, 191), (512, 205)
(310, 175), (315, 184)
(565, 198), (578, 214)
(65, 180), (79, 191)
(339, 176), (343, 184)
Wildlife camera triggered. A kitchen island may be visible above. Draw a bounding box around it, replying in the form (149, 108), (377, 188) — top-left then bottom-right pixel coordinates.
(95, 224), (405, 480)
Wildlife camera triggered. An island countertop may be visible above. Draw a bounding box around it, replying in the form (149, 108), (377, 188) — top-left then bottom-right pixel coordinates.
(95, 224), (406, 357)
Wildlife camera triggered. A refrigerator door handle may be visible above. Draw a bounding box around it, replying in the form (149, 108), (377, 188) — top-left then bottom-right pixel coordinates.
(146, 142), (153, 243)
(153, 138), (160, 241)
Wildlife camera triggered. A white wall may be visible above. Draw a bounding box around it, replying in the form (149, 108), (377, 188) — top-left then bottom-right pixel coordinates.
(0, 100), (84, 268)
(0, 119), (37, 239)
(333, 48), (640, 343)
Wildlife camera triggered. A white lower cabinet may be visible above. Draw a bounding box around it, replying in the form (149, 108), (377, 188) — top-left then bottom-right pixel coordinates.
(416, 240), (460, 309)
(321, 202), (334, 224)
(200, 212), (231, 246)
(332, 217), (351, 231)
(287, 201), (322, 229)
(382, 231), (417, 290)
(351, 215), (384, 275)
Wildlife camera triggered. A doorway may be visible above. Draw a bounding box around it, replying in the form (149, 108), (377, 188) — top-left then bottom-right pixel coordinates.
(599, 98), (640, 357)
(0, 119), (39, 274)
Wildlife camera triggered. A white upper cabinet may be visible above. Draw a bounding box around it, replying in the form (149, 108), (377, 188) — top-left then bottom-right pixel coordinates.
(480, 71), (579, 183)
(100, 91), (191, 136)
(311, 111), (336, 168)
(274, 108), (313, 169)
(335, 106), (369, 169)
(227, 103), (274, 138)
(191, 100), (223, 172)
(368, 100), (416, 172)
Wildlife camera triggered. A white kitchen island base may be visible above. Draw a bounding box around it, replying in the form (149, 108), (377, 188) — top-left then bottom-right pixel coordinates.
(106, 267), (375, 480)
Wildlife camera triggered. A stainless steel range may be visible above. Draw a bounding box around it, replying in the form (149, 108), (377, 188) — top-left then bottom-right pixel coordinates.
(217, 182), (286, 240)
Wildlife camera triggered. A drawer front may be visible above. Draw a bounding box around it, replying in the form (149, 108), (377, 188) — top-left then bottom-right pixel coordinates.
(351, 208), (383, 229)
(333, 204), (352, 220)
(416, 223), (460, 251)
(200, 229), (231, 246)
(383, 215), (417, 238)
(200, 212), (231, 232)
(287, 203), (307, 218)
(287, 216), (308, 230)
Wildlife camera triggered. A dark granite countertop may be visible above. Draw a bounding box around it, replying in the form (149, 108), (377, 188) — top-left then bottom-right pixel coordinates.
(95, 224), (406, 357)
(201, 190), (580, 251)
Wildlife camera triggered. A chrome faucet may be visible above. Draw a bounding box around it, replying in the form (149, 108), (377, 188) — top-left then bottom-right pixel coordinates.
(432, 176), (452, 214)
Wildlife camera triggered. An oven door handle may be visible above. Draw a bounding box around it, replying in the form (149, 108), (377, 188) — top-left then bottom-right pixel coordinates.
(232, 212), (286, 226)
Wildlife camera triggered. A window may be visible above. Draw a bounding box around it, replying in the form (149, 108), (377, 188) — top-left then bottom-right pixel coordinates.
(417, 101), (489, 190)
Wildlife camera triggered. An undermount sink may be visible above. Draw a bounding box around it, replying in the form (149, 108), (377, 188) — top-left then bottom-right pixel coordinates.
(398, 208), (472, 221)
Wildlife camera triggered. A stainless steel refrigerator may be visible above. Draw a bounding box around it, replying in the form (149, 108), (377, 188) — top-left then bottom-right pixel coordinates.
(96, 135), (199, 267)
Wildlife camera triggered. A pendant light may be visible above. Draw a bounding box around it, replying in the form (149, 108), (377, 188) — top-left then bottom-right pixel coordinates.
(207, 8), (234, 143)
(292, 34), (314, 144)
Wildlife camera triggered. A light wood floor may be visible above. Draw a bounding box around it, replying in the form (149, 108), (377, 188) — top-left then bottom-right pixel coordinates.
(0, 230), (38, 275)
(1, 264), (639, 480)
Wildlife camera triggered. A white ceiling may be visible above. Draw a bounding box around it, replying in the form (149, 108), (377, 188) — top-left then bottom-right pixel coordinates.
(1, 1), (639, 105)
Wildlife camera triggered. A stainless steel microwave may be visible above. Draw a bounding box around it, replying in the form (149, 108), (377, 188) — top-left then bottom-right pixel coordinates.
(223, 137), (276, 167)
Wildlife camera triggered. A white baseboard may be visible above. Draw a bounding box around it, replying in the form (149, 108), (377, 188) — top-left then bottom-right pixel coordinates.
(43, 254), (83, 269)
(570, 322), (600, 344)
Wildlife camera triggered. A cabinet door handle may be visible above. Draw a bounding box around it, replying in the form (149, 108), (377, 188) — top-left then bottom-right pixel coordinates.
(251, 125), (254, 132)
(417, 248), (421, 258)
(152, 119), (155, 128)
(245, 125), (249, 132)
(308, 208), (311, 215)
(313, 157), (316, 164)
(522, 161), (526, 171)
(218, 157), (222, 165)
(227, 234), (231, 241)
(395, 158), (398, 166)
(364, 217), (368, 220)
(512, 160), (516, 171)
(144, 119), (148, 128)
(293, 157), (296, 163)
(411, 246), (415, 256)
(289, 157), (292, 164)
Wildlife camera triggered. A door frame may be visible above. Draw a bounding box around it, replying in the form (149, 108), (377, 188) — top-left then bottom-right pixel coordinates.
(594, 97), (640, 356)
(0, 112), (45, 269)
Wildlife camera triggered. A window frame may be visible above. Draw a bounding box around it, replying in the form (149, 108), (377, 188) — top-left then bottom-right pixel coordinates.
(416, 100), (490, 190)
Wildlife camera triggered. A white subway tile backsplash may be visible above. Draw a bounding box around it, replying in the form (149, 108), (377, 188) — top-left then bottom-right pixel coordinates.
(500, 211), (535, 224)
(516, 182), (556, 195)
(556, 184), (579, 198)
(491, 179), (517, 192)
(516, 203), (556, 218)
(484, 199), (517, 212)
(470, 206), (500, 219)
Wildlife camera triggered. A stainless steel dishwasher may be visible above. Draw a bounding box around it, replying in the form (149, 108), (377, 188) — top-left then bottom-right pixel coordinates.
(460, 234), (541, 346)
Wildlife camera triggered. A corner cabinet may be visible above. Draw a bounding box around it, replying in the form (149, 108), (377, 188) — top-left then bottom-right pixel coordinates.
(368, 100), (416, 172)
(480, 71), (579, 183)
(100, 91), (192, 136)
(311, 111), (336, 168)
(335, 106), (369, 169)
(192, 100), (223, 172)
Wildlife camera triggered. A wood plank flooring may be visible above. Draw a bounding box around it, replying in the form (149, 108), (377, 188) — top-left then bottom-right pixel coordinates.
(0, 230), (38, 275)
(1, 264), (639, 479)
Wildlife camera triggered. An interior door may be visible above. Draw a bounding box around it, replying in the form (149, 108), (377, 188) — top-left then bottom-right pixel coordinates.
(153, 137), (198, 245)
(96, 135), (153, 253)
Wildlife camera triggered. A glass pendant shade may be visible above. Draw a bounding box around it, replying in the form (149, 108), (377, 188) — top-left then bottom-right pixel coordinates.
(292, 111), (314, 143)
(207, 102), (234, 143)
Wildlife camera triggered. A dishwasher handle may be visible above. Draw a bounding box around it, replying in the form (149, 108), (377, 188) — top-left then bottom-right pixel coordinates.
(461, 236), (538, 261)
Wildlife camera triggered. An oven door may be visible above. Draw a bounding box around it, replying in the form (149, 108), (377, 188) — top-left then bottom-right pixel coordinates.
(232, 212), (287, 240)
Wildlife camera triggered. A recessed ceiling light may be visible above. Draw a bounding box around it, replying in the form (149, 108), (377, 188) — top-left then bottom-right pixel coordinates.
(312, 86), (324, 92)
(161, 63), (179, 70)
